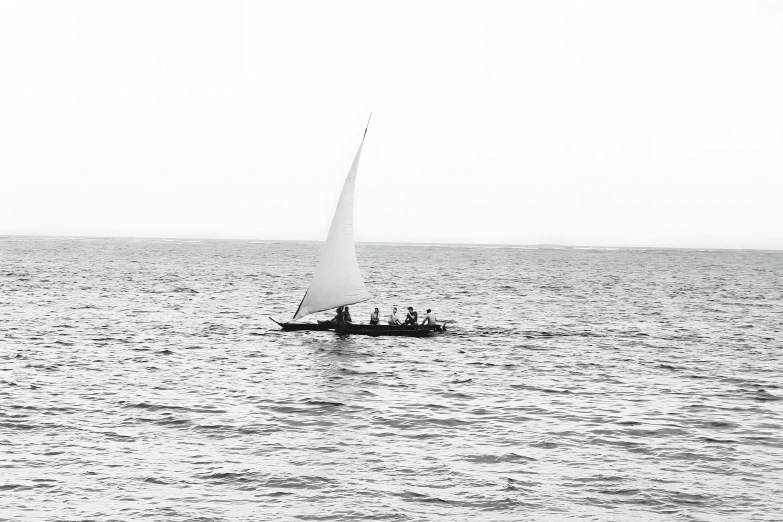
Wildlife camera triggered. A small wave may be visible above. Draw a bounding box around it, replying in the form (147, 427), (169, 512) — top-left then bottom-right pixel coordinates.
(119, 401), (226, 414)
(755, 390), (781, 401)
(265, 491), (294, 497)
(598, 487), (640, 495)
(570, 474), (625, 484)
(701, 436), (738, 444)
(463, 452), (536, 464)
(143, 476), (170, 485)
(530, 440), (558, 449)
(299, 399), (345, 407)
(0, 484), (34, 492)
(398, 490), (450, 504)
(338, 367), (378, 375)
(665, 491), (712, 506)
(510, 383), (572, 394)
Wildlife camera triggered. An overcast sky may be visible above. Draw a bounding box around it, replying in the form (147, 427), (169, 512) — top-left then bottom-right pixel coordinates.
(1, 1), (781, 249)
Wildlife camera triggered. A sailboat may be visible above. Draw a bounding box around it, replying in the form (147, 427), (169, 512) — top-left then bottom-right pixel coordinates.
(269, 118), (440, 337)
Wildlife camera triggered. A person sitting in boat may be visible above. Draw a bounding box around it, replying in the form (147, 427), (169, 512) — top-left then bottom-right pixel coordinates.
(370, 308), (380, 325)
(421, 309), (438, 327)
(404, 307), (418, 325)
(330, 306), (344, 324)
(388, 307), (401, 325)
(342, 306), (353, 324)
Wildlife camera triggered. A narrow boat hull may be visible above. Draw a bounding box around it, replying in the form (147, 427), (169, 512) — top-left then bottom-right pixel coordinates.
(335, 324), (438, 337)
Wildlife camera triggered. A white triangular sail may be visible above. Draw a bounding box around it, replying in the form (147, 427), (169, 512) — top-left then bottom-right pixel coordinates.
(292, 128), (371, 320)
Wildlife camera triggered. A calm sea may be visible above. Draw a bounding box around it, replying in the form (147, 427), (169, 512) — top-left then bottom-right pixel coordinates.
(1, 237), (782, 521)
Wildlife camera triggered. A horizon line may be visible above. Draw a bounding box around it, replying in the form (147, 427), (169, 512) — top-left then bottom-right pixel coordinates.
(1, 233), (781, 252)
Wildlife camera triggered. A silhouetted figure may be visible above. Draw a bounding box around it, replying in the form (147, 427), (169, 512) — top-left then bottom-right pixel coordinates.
(331, 306), (344, 324)
(421, 308), (438, 327)
(404, 307), (418, 326)
(388, 307), (401, 325)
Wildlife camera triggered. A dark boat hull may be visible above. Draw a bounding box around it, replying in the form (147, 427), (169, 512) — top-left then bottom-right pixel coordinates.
(269, 317), (335, 331)
(335, 324), (438, 337)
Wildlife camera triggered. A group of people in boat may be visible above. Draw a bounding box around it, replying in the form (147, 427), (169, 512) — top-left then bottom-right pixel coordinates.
(330, 306), (439, 328)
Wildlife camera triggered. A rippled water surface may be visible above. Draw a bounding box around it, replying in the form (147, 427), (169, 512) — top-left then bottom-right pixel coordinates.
(1, 237), (782, 521)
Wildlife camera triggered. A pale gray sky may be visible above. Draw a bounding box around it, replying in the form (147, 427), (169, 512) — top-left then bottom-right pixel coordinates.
(1, 1), (781, 249)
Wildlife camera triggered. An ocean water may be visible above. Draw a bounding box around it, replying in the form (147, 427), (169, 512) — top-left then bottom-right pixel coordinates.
(1, 237), (782, 521)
